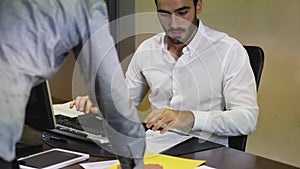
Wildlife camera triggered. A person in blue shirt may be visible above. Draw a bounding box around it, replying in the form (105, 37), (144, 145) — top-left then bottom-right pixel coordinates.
(0, 1), (162, 169)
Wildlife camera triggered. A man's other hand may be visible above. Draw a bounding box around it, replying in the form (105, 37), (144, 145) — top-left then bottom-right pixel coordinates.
(144, 108), (194, 134)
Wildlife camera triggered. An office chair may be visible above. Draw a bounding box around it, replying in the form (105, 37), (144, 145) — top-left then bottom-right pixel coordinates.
(228, 45), (264, 151)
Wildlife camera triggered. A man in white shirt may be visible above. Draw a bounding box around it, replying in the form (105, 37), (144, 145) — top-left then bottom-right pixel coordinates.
(126, 0), (259, 146)
(72, 0), (259, 146)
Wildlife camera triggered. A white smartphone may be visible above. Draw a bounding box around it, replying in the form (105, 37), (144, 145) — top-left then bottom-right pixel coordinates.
(18, 148), (89, 169)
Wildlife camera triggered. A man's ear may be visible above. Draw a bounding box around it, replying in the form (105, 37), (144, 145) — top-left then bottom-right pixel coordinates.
(196, 0), (202, 14)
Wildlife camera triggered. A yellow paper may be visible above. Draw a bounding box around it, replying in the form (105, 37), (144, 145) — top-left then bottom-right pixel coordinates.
(108, 152), (205, 169)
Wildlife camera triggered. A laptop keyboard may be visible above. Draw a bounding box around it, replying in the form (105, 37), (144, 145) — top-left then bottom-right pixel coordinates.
(55, 114), (105, 136)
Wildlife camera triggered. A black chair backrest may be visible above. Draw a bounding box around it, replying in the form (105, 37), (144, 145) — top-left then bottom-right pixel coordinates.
(245, 46), (264, 90)
(228, 46), (264, 151)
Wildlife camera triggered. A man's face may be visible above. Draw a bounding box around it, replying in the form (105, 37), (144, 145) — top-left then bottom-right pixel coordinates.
(156, 0), (202, 44)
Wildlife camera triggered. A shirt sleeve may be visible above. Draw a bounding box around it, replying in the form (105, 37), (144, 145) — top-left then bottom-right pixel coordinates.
(192, 43), (259, 136)
(126, 46), (150, 107)
(73, 1), (145, 168)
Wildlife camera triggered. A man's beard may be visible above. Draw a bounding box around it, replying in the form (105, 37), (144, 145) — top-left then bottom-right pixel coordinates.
(169, 37), (183, 44)
(167, 30), (185, 44)
(165, 18), (198, 45)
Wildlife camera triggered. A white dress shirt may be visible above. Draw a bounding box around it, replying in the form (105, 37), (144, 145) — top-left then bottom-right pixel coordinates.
(126, 20), (259, 145)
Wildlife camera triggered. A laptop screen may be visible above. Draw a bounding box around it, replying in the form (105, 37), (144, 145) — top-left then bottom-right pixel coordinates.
(25, 81), (55, 130)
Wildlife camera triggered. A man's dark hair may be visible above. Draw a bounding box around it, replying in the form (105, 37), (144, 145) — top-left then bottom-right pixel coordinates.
(154, 0), (199, 6)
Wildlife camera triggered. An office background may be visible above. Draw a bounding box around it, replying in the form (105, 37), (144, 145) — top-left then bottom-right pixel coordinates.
(49, 0), (300, 167)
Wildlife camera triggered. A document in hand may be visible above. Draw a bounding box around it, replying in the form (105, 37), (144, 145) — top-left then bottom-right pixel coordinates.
(108, 152), (205, 169)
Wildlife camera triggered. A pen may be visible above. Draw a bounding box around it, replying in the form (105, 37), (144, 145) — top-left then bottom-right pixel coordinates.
(142, 123), (164, 131)
(42, 133), (68, 142)
(49, 135), (68, 142)
(142, 122), (201, 138)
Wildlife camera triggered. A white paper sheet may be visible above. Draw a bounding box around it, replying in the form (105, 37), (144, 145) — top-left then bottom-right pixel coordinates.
(53, 101), (84, 117)
(195, 165), (216, 169)
(145, 130), (192, 153)
(80, 160), (118, 169)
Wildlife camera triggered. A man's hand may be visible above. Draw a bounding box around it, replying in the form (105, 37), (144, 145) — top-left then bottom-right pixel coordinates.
(69, 95), (99, 114)
(117, 164), (163, 169)
(144, 108), (195, 134)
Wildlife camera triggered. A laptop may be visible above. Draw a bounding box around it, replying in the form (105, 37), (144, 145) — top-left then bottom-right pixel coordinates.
(25, 81), (109, 144)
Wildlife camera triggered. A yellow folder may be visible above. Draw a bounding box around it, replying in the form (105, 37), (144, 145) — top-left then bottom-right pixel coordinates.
(108, 152), (205, 169)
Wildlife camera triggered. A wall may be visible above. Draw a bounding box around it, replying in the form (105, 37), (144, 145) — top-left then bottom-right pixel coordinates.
(49, 0), (137, 102)
(49, 52), (75, 102)
(136, 0), (300, 167)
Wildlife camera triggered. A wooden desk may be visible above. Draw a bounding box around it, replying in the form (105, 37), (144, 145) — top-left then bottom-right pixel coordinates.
(62, 147), (299, 169)
(18, 126), (299, 169)
(180, 147), (299, 169)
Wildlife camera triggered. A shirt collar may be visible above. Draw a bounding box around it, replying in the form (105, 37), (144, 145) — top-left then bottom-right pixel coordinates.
(186, 20), (204, 55)
(161, 37), (176, 63)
